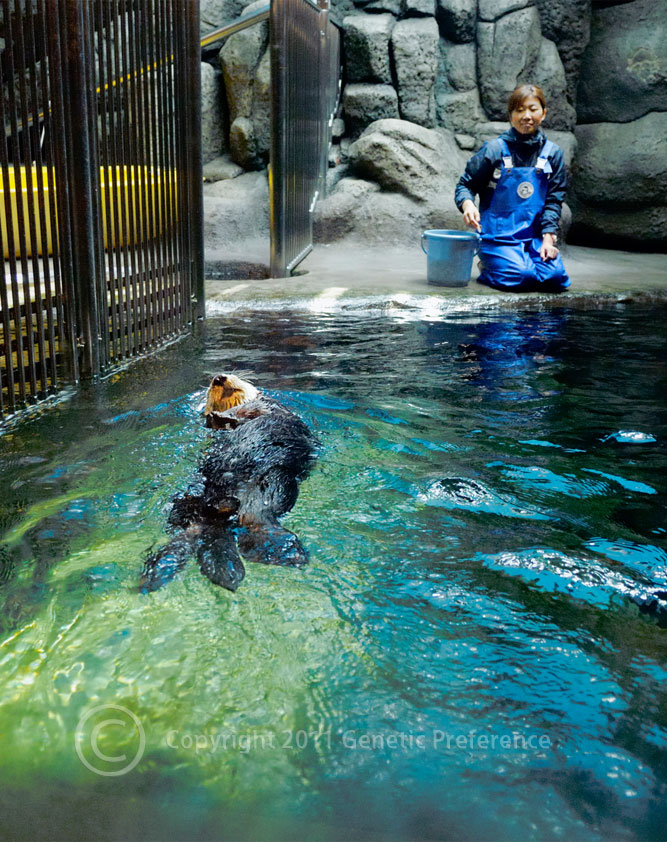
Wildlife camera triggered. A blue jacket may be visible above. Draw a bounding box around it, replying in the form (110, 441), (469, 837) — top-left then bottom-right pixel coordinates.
(454, 127), (567, 236)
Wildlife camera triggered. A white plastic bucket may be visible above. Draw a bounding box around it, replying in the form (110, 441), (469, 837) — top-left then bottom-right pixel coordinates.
(421, 229), (481, 287)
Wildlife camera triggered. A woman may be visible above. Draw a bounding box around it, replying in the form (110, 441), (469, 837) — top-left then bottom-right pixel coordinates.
(455, 84), (570, 292)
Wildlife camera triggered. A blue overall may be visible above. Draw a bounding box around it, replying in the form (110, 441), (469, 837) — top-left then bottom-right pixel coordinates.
(478, 139), (570, 292)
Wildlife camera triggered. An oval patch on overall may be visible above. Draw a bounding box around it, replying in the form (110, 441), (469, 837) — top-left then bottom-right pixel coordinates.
(517, 181), (534, 199)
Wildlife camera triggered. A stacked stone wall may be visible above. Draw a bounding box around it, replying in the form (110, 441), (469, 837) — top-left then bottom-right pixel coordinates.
(199, 0), (667, 250)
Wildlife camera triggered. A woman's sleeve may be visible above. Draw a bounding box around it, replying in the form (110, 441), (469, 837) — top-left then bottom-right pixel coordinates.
(540, 147), (568, 235)
(455, 144), (495, 210)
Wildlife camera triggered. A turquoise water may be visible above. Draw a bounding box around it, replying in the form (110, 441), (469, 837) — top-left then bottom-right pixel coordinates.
(0, 302), (666, 841)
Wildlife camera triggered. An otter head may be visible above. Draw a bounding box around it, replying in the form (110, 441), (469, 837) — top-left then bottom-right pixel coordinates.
(204, 374), (259, 426)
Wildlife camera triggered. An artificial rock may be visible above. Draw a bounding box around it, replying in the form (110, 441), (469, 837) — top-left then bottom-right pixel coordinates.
(347, 118), (467, 200)
(476, 7), (542, 120)
(435, 0), (477, 43)
(342, 13), (395, 84)
(391, 17), (439, 127)
(577, 0), (667, 124)
(343, 84), (400, 137)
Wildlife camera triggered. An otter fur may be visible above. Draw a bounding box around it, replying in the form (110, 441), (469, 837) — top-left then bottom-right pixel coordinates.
(140, 374), (318, 593)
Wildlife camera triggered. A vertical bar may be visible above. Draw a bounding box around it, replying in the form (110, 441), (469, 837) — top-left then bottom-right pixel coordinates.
(47, 0), (79, 386)
(184, 0), (204, 321)
(269, 0), (288, 279)
(0, 1), (22, 410)
(20, 2), (50, 397)
(166, 0), (181, 333)
(4, 0), (36, 400)
(34, 0), (61, 392)
(84, 0), (109, 370)
(129, 0), (151, 350)
(139, 0), (159, 345)
(146, 0), (165, 343)
(95, 0), (119, 361)
(61, 0), (100, 379)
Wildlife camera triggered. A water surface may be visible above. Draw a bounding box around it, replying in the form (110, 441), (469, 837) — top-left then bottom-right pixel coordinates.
(0, 302), (666, 841)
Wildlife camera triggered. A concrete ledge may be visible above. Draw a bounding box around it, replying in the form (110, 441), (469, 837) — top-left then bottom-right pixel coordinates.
(205, 240), (667, 313)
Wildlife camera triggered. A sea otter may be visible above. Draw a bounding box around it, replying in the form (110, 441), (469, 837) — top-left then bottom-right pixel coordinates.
(140, 374), (318, 593)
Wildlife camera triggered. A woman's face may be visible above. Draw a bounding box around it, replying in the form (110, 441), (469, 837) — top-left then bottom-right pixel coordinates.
(510, 95), (546, 135)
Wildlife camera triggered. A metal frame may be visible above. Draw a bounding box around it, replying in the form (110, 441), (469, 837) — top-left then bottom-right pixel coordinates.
(1, 0), (203, 418)
(269, 0), (341, 278)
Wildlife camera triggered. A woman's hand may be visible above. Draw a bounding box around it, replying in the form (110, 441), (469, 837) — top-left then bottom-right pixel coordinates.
(540, 233), (559, 261)
(462, 200), (481, 232)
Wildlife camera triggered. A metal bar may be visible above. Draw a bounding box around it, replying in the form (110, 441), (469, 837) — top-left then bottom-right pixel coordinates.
(96, 0), (119, 361)
(152, 0), (167, 340)
(200, 4), (270, 50)
(140, 0), (159, 346)
(34, 0), (60, 392)
(47, 0), (78, 386)
(84, 0), (109, 370)
(111, 0), (133, 358)
(166, 0), (179, 334)
(185, 0), (204, 322)
(269, 0), (288, 279)
(117, 0), (141, 354)
(63, 0), (101, 379)
(174, 0), (189, 329)
(21, 3), (50, 396)
(4, 0), (36, 400)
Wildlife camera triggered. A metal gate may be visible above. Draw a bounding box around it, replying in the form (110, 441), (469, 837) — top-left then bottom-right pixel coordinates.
(0, 0), (203, 419)
(269, 0), (340, 278)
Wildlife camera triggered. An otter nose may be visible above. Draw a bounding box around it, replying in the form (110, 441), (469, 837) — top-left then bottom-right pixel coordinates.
(211, 375), (227, 387)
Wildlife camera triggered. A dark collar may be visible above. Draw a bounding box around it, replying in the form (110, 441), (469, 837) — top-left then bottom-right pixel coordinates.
(502, 126), (546, 148)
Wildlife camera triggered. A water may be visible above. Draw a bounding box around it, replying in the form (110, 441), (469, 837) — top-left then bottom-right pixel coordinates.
(0, 301), (666, 841)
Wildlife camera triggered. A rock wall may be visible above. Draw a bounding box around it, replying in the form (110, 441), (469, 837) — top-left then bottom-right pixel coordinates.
(569, 0), (667, 248)
(200, 0), (667, 250)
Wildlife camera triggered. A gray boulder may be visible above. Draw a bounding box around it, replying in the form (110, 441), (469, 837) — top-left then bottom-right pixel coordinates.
(352, 0), (401, 14)
(476, 120), (511, 145)
(438, 39), (477, 91)
(342, 13), (395, 84)
(203, 155), (243, 182)
(572, 113), (667, 209)
(201, 63), (227, 163)
(391, 17), (439, 127)
(478, 0), (532, 22)
(532, 38), (576, 131)
(252, 49), (271, 159)
(347, 118), (468, 200)
(203, 171), (270, 252)
(477, 7), (542, 120)
(570, 112), (667, 245)
(313, 177), (381, 241)
(218, 0), (268, 123)
(544, 130), (577, 171)
(229, 117), (257, 169)
(568, 205), (667, 248)
(314, 176), (463, 245)
(577, 0), (667, 124)
(435, 87), (486, 134)
(435, 0), (477, 43)
(534, 0), (591, 102)
(404, 0), (437, 15)
(343, 83), (400, 137)
(200, 0), (247, 35)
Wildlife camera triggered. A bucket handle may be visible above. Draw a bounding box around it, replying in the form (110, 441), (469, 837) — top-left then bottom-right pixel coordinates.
(422, 232), (482, 255)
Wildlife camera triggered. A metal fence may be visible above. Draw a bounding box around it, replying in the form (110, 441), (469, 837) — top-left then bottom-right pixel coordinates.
(1, 0), (203, 419)
(269, 0), (340, 278)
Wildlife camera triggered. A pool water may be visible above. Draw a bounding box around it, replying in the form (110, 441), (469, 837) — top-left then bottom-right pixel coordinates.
(0, 302), (666, 841)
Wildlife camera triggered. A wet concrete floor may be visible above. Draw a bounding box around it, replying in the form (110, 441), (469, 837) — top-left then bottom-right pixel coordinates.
(205, 241), (667, 313)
